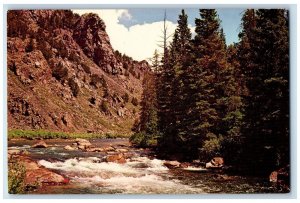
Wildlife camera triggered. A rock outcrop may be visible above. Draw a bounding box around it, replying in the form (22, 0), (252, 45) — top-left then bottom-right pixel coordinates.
(7, 10), (150, 135)
(9, 155), (69, 188)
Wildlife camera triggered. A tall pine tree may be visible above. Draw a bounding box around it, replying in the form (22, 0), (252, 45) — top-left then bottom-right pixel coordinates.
(239, 9), (289, 174)
(184, 9), (228, 159)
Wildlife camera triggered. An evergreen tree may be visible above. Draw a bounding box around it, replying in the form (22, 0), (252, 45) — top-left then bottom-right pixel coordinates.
(239, 9), (289, 174)
(185, 9), (229, 159)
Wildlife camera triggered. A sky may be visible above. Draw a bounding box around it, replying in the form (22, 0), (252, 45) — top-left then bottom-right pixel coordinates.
(73, 9), (245, 61)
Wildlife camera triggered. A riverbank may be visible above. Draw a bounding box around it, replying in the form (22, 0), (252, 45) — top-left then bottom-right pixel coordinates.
(8, 129), (129, 140)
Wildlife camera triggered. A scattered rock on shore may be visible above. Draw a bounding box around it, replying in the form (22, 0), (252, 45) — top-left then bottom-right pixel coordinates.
(115, 148), (128, 153)
(86, 147), (105, 152)
(64, 145), (76, 151)
(32, 141), (48, 148)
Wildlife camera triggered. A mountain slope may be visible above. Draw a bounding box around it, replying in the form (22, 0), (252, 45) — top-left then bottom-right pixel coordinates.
(7, 10), (150, 135)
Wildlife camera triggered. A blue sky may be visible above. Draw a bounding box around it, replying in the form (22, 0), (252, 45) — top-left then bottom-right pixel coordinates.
(119, 8), (245, 45)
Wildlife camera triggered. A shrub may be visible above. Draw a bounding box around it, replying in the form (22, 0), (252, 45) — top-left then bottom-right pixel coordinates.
(101, 75), (108, 88)
(200, 133), (223, 159)
(25, 38), (35, 52)
(100, 101), (110, 114)
(122, 93), (129, 103)
(90, 74), (102, 87)
(52, 63), (68, 81)
(129, 132), (157, 148)
(68, 78), (80, 97)
(8, 162), (26, 194)
(131, 97), (139, 106)
(81, 62), (91, 74)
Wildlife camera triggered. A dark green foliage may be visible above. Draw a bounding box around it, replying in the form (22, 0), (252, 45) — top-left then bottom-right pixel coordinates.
(181, 9), (229, 158)
(136, 9), (289, 175)
(131, 97), (139, 106)
(157, 10), (194, 154)
(238, 9), (289, 175)
(139, 72), (158, 134)
(129, 132), (157, 147)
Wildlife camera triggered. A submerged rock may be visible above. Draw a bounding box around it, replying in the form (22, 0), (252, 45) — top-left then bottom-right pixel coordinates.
(32, 140), (48, 148)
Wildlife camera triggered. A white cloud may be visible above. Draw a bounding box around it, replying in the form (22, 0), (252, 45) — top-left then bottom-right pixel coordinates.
(73, 9), (195, 62)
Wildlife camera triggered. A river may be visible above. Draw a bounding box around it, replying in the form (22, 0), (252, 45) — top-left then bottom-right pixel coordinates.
(8, 138), (280, 194)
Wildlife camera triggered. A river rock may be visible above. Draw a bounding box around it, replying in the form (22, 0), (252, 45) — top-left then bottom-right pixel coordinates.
(32, 140), (48, 148)
(115, 148), (128, 153)
(106, 153), (126, 164)
(86, 147), (104, 152)
(64, 145), (76, 151)
(75, 138), (92, 148)
(8, 149), (22, 155)
(12, 155), (69, 187)
(78, 145), (86, 150)
(206, 157), (224, 169)
(104, 146), (115, 151)
(269, 165), (290, 190)
(164, 160), (181, 169)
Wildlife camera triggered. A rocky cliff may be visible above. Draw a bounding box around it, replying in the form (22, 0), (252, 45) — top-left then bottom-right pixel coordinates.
(7, 10), (150, 135)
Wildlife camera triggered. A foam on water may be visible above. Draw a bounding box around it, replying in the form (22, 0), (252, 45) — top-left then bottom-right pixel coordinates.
(39, 157), (138, 174)
(39, 156), (204, 194)
(75, 174), (204, 194)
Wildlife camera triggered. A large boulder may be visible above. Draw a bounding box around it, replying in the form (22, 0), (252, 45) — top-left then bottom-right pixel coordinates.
(11, 155), (69, 187)
(164, 160), (181, 169)
(106, 153), (126, 164)
(32, 140), (48, 148)
(206, 157), (224, 169)
(269, 165), (290, 192)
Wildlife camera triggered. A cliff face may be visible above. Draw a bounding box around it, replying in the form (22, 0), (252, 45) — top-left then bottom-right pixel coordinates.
(7, 10), (150, 135)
